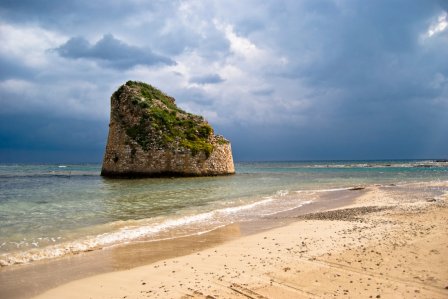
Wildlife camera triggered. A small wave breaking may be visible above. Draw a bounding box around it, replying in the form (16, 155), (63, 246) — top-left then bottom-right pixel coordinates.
(0, 190), (312, 267)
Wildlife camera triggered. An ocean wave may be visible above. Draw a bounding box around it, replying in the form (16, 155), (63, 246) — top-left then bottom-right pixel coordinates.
(295, 187), (353, 193)
(261, 200), (312, 216)
(0, 172), (99, 179)
(301, 160), (448, 169)
(215, 197), (275, 215)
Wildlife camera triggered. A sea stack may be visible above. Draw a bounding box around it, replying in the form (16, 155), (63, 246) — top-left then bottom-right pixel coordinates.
(101, 81), (235, 178)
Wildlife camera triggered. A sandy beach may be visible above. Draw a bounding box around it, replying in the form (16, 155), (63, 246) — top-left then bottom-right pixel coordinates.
(29, 182), (448, 299)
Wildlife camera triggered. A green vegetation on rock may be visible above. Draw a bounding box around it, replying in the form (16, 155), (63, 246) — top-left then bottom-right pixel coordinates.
(116, 81), (218, 157)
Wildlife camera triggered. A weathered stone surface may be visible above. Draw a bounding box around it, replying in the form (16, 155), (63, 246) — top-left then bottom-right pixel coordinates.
(101, 81), (235, 178)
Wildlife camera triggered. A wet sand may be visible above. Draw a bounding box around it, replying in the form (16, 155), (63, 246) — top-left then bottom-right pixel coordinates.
(30, 182), (448, 299)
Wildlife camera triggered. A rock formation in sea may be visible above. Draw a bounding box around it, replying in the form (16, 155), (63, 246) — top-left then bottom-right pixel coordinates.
(101, 81), (235, 177)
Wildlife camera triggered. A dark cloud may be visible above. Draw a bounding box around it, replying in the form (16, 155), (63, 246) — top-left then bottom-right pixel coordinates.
(0, 56), (36, 80)
(171, 88), (215, 107)
(251, 0), (448, 157)
(0, 114), (107, 163)
(190, 74), (224, 85)
(251, 88), (274, 96)
(0, 0), (152, 29)
(55, 34), (175, 69)
(221, 110), (446, 161)
(154, 24), (231, 58)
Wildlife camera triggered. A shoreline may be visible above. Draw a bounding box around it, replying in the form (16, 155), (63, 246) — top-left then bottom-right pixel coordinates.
(1, 187), (361, 299)
(2, 181), (447, 298)
(35, 183), (448, 299)
(0, 185), (356, 268)
(0, 188), (362, 299)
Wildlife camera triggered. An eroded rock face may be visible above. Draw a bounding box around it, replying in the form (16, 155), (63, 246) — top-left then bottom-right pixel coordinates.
(101, 81), (235, 178)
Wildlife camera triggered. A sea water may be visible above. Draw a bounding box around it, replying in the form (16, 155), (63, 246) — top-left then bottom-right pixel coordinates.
(0, 160), (447, 266)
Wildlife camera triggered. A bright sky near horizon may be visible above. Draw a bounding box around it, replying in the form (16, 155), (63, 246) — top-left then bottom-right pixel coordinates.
(0, 0), (447, 162)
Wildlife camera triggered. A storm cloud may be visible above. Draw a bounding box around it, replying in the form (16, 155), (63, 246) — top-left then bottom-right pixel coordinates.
(190, 74), (225, 85)
(55, 34), (175, 69)
(0, 0), (447, 162)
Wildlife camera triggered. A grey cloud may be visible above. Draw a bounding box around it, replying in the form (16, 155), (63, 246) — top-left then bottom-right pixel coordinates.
(222, 0), (447, 160)
(190, 74), (224, 85)
(266, 1), (447, 107)
(171, 88), (215, 107)
(55, 34), (175, 69)
(152, 20), (230, 57)
(251, 88), (274, 96)
(0, 114), (107, 163)
(0, 0), (152, 29)
(0, 56), (36, 80)
(158, 28), (230, 59)
(0, 0), (217, 60)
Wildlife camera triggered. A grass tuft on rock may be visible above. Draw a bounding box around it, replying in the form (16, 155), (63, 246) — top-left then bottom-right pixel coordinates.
(116, 81), (216, 157)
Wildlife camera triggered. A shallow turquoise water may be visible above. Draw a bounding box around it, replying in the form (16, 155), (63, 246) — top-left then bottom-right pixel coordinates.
(0, 160), (447, 266)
